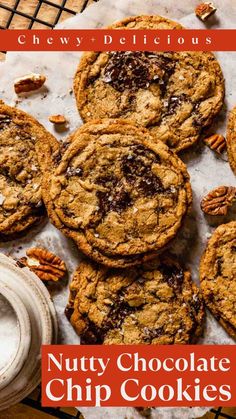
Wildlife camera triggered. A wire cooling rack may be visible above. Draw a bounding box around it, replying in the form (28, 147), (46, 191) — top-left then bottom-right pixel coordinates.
(0, 0), (98, 30)
(0, 1), (235, 419)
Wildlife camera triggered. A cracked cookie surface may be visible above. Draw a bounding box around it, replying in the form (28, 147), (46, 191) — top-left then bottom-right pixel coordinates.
(74, 15), (224, 152)
(42, 119), (192, 267)
(227, 106), (236, 175)
(200, 221), (236, 339)
(66, 257), (204, 344)
(0, 101), (59, 239)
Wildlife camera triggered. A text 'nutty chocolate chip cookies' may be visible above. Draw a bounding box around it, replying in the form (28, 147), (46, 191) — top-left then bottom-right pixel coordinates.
(42, 119), (192, 267)
(66, 257), (204, 345)
(200, 221), (236, 339)
(0, 101), (59, 240)
(74, 15), (224, 152)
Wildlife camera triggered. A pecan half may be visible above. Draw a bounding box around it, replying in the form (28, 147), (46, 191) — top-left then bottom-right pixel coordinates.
(195, 2), (217, 21)
(49, 114), (67, 125)
(19, 247), (67, 282)
(204, 134), (226, 154)
(14, 73), (46, 94)
(201, 186), (236, 215)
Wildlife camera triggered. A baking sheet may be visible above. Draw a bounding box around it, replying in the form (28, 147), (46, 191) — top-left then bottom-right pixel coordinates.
(0, 0), (236, 417)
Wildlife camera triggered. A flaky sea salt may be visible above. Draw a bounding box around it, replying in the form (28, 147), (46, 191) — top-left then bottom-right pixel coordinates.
(0, 295), (20, 371)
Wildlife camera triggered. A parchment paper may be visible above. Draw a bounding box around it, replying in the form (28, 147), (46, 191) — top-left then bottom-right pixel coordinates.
(0, 0), (236, 417)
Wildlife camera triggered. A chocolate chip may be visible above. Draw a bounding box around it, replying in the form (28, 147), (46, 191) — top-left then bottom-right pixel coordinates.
(104, 301), (137, 331)
(103, 52), (150, 92)
(97, 188), (132, 215)
(121, 145), (161, 189)
(208, 292), (215, 302)
(216, 257), (223, 276)
(0, 114), (12, 129)
(81, 319), (105, 344)
(138, 173), (164, 197)
(103, 52), (175, 93)
(160, 263), (184, 292)
(96, 174), (118, 187)
(143, 326), (164, 342)
(192, 294), (202, 314)
(121, 154), (146, 183)
(64, 306), (74, 321)
(165, 94), (188, 116)
(16, 259), (26, 268)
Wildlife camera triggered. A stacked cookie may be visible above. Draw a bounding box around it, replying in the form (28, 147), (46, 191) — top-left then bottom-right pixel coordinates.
(42, 118), (204, 345)
(53, 14), (225, 345)
(0, 14), (229, 345)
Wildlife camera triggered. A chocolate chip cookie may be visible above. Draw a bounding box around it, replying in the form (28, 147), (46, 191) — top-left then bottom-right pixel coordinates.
(200, 221), (236, 339)
(42, 119), (192, 267)
(74, 15), (224, 152)
(227, 106), (236, 175)
(0, 101), (59, 240)
(66, 256), (204, 344)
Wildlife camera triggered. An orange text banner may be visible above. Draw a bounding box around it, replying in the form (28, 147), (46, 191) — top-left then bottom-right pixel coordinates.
(1, 29), (236, 51)
(42, 345), (236, 407)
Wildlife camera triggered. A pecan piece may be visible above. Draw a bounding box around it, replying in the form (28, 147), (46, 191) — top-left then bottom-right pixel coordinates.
(14, 73), (46, 94)
(49, 114), (67, 125)
(195, 2), (217, 21)
(204, 134), (226, 154)
(19, 247), (67, 282)
(201, 186), (236, 215)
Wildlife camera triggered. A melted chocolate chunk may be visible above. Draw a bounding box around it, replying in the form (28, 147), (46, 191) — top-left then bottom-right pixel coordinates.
(97, 188), (132, 215)
(192, 294), (202, 314)
(81, 300), (138, 345)
(216, 257), (223, 276)
(138, 173), (164, 197)
(130, 144), (161, 163)
(121, 154), (147, 183)
(0, 114), (11, 129)
(107, 301), (135, 328)
(121, 145), (163, 196)
(96, 174), (118, 187)
(103, 52), (175, 93)
(16, 259), (26, 268)
(143, 326), (164, 342)
(145, 53), (175, 76)
(103, 52), (150, 92)
(160, 263), (184, 292)
(207, 292), (215, 302)
(81, 319), (105, 344)
(165, 94), (188, 116)
(64, 306), (74, 321)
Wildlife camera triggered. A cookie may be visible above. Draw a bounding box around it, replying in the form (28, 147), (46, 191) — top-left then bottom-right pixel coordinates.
(66, 256), (204, 344)
(227, 106), (236, 175)
(0, 101), (59, 240)
(74, 15), (224, 152)
(200, 221), (236, 339)
(42, 119), (192, 267)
